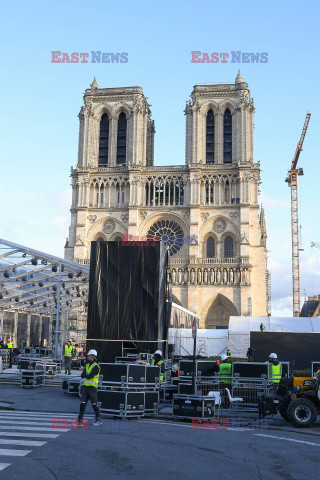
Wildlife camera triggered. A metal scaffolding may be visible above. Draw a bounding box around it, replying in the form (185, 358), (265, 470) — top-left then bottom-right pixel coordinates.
(0, 238), (89, 354)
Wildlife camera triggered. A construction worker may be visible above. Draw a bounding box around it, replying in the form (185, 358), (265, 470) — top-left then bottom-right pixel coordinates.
(0, 338), (4, 349)
(219, 354), (232, 408)
(63, 339), (73, 375)
(219, 354), (232, 383)
(78, 349), (102, 426)
(246, 346), (254, 362)
(151, 350), (165, 384)
(6, 339), (13, 349)
(268, 353), (282, 385)
(227, 348), (231, 358)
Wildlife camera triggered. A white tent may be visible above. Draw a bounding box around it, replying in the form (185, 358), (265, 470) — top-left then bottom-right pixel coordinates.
(168, 328), (228, 357)
(228, 316), (320, 357)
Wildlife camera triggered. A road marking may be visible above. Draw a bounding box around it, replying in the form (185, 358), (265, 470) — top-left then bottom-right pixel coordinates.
(0, 432), (59, 438)
(0, 439), (46, 447)
(139, 420), (252, 431)
(0, 412), (79, 418)
(0, 449), (31, 456)
(0, 463), (10, 471)
(0, 426), (69, 432)
(255, 434), (320, 447)
(0, 420), (55, 427)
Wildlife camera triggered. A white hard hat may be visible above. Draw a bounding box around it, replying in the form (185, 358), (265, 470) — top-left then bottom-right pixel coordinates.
(87, 349), (97, 356)
(154, 350), (162, 356)
(221, 354), (228, 361)
(68, 338), (72, 342)
(269, 353), (277, 359)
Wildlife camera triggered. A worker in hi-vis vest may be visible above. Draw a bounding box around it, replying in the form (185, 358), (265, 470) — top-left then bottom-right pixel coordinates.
(151, 350), (165, 384)
(63, 339), (74, 375)
(268, 353), (282, 385)
(78, 349), (102, 426)
(219, 354), (232, 383)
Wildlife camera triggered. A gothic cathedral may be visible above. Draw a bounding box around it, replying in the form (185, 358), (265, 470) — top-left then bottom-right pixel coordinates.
(65, 71), (268, 328)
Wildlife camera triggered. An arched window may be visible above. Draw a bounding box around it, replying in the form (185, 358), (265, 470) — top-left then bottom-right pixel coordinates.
(117, 112), (127, 164)
(224, 236), (234, 257)
(114, 236), (122, 242)
(223, 109), (232, 163)
(96, 237), (105, 243)
(206, 109), (215, 164)
(98, 114), (109, 166)
(206, 237), (215, 258)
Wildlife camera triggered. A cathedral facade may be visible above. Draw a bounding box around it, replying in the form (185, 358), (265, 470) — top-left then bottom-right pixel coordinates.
(65, 72), (268, 328)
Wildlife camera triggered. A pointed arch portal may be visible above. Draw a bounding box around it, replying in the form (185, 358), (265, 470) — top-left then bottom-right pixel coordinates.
(201, 294), (238, 329)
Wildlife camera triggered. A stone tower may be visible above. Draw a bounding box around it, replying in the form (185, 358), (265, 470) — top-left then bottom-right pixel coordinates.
(65, 72), (268, 327)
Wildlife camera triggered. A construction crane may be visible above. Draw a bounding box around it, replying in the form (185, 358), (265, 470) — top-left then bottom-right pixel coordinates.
(285, 112), (311, 317)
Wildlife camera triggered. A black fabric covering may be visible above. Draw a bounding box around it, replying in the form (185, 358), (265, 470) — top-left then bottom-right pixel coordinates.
(41, 317), (50, 346)
(250, 332), (320, 370)
(30, 316), (39, 345)
(17, 314), (28, 347)
(86, 241), (169, 362)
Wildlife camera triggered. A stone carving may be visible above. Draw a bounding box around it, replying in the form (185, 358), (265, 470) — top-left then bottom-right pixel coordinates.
(197, 269), (202, 284)
(178, 269), (183, 284)
(230, 269), (234, 284)
(210, 269), (215, 284)
(213, 218), (227, 234)
(103, 219), (115, 234)
(203, 269), (208, 283)
(172, 269), (176, 283)
(201, 212), (209, 221)
(139, 211), (148, 220)
(229, 212), (238, 220)
(190, 269), (195, 284)
(216, 269), (221, 283)
(121, 213), (129, 223)
(223, 269), (228, 284)
(184, 269), (189, 284)
(88, 215), (97, 224)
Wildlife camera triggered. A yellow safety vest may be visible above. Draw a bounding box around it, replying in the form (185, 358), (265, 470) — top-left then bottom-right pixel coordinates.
(151, 359), (164, 382)
(269, 363), (282, 383)
(64, 344), (73, 357)
(7, 343), (13, 349)
(83, 362), (100, 388)
(219, 363), (232, 383)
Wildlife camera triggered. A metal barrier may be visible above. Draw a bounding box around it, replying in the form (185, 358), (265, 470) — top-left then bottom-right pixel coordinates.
(0, 350), (11, 369)
(176, 376), (272, 411)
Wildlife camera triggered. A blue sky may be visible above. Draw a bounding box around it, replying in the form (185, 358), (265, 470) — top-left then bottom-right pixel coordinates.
(0, 0), (319, 315)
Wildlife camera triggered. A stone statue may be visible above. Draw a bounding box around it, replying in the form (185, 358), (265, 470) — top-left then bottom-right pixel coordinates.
(184, 269), (189, 284)
(236, 269), (241, 283)
(210, 269), (215, 284)
(190, 269), (195, 284)
(223, 269), (228, 284)
(216, 269), (221, 283)
(197, 269), (202, 284)
(178, 269), (182, 284)
(172, 269), (176, 284)
(230, 269), (234, 284)
(204, 269), (208, 283)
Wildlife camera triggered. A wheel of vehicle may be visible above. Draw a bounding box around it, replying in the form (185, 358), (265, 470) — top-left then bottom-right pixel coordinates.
(287, 398), (317, 428)
(279, 396), (291, 421)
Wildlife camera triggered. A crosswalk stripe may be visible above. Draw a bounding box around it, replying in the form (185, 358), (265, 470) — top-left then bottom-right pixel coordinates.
(0, 463), (10, 471)
(0, 416), (79, 422)
(0, 449), (31, 456)
(0, 431), (59, 438)
(0, 439), (46, 447)
(0, 420), (55, 427)
(0, 412), (78, 418)
(0, 425), (69, 432)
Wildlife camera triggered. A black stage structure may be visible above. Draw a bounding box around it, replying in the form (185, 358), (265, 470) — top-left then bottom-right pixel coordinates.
(250, 331), (320, 370)
(86, 241), (171, 362)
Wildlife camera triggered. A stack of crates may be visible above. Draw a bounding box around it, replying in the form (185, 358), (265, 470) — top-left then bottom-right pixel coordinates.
(97, 363), (160, 418)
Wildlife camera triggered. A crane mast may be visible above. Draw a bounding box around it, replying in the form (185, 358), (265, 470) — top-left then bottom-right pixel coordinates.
(285, 112), (311, 317)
